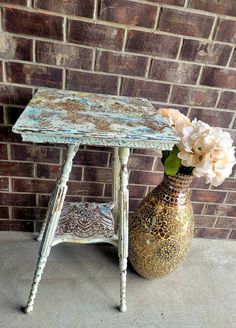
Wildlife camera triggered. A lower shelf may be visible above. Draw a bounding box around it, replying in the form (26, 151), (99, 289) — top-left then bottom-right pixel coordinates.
(52, 201), (117, 246)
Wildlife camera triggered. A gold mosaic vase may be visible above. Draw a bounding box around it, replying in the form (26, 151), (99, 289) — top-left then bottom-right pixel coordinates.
(129, 173), (194, 279)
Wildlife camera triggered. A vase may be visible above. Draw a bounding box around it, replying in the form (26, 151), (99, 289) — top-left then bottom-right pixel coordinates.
(129, 173), (194, 279)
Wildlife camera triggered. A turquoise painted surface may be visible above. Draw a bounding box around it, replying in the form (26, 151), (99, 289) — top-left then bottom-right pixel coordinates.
(13, 88), (178, 147)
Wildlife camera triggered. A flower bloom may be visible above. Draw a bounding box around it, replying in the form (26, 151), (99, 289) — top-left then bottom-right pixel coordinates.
(158, 108), (235, 186)
(177, 119), (235, 186)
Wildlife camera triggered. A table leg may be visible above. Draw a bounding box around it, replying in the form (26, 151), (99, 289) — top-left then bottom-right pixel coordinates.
(112, 147), (120, 231)
(118, 147), (130, 313)
(25, 144), (79, 314)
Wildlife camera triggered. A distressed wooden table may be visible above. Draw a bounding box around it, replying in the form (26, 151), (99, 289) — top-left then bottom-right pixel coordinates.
(13, 88), (178, 314)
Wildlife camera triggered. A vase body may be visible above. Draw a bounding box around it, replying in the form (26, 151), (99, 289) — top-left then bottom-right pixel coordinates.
(129, 173), (194, 279)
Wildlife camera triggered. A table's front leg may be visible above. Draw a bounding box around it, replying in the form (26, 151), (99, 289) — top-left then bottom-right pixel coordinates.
(25, 144), (79, 313)
(118, 147), (130, 313)
(112, 147), (120, 232)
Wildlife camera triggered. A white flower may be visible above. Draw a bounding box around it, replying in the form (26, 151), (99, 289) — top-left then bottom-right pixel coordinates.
(177, 119), (235, 186)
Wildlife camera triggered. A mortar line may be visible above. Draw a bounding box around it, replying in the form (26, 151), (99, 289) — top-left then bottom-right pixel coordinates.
(63, 17), (67, 42)
(122, 28), (128, 52)
(226, 47), (235, 68)
(154, 5), (160, 30)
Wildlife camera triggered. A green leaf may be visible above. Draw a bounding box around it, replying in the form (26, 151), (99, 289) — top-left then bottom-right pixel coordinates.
(164, 145), (182, 176)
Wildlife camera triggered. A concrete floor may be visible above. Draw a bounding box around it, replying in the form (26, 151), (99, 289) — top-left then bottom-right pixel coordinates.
(0, 233), (235, 328)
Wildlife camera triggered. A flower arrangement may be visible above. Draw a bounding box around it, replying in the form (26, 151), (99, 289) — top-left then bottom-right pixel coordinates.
(158, 108), (235, 186)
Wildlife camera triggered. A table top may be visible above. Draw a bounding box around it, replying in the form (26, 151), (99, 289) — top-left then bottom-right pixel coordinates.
(13, 88), (178, 149)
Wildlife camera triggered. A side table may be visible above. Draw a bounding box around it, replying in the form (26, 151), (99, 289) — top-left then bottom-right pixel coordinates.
(13, 88), (178, 313)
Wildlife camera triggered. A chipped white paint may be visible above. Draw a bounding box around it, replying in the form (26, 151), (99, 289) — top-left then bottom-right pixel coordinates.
(112, 147), (120, 231)
(118, 148), (130, 313)
(25, 145), (79, 313)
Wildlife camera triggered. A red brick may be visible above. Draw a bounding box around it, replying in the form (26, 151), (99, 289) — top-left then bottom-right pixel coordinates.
(0, 177), (9, 191)
(150, 59), (200, 84)
(36, 41), (93, 70)
(189, 0), (236, 16)
(0, 127), (22, 143)
(5, 107), (24, 125)
(196, 228), (230, 239)
(133, 148), (161, 156)
(0, 35), (32, 61)
(215, 19), (236, 43)
(0, 161), (34, 177)
(100, 0), (157, 28)
(67, 71), (118, 94)
(0, 220), (11, 231)
(190, 177), (209, 189)
(225, 192), (236, 204)
(34, 0), (94, 17)
(84, 167), (112, 182)
(130, 171), (163, 185)
(39, 195), (85, 207)
(0, 144), (8, 160)
(216, 217), (236, 229)
(171, 86), (219, 107)
(126, 30), (180, 58)
(121, 78), (170, 102)
(151, 0), (184, 4)
(158, 8), (214, 38)
(73, 150), (109, 167)
(0, 0), (26, 3)
(201, 67), (236, 89)
(0, 193), (36, 206)
(203, 204), (228, 216)
(11, 145), (60, 163)
(230, 50), (236, 68)
(229, 230), (236, 240)
(68, 20), (124, 50)
(212, 178), (236, 191)
(11, 220), (34, 232)
(68, 181), (104, 196)
(189, 108), (234, 128)
(128, 154), (154, 171)
(0, 85), (32, 105)
(7, 62), (63, 88)
(129, 199), (142, 212)
(37, 164), (82, 181)
(95, 50), (148, 77)
(0, 207), (9, 218)
(194, 215), (215, 228)
(218, 91), (236, 110)
(3, 8), (63, 40)
(180, 39), (232, 66)
(192, 202), (204, 215)
(12, 207), (47, 221)
(13, 178), (55, 193)
(0, 106), (3, 124)
(104, 183), (147, 198)
(191, 190), (226, 203)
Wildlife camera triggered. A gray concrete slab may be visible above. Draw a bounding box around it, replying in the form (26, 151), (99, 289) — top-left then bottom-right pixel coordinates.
(0, 232), (235, 328)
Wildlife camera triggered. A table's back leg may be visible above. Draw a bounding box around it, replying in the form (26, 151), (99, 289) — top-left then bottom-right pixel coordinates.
(25, 144), (79, 314)
(118, 147), (130, 313)
(112, 147), (120, 232)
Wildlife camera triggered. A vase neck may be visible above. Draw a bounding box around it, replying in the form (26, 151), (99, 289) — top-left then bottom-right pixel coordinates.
(162, 174), (192, 192)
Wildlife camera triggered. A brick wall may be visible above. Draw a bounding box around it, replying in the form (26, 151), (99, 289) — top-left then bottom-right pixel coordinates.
(0, 0), (235, 239)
